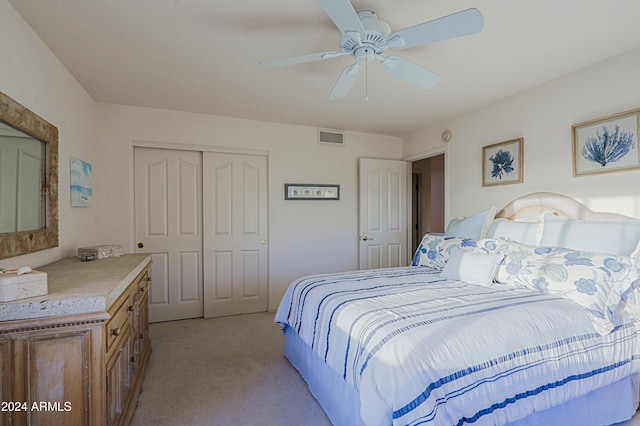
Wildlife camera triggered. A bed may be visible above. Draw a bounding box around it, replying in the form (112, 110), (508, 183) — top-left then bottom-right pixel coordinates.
(275, 192), (640, 426)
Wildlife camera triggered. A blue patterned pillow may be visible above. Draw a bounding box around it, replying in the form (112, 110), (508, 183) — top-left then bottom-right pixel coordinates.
(494, 239), (639, 335)
(411, 234), (498, 269)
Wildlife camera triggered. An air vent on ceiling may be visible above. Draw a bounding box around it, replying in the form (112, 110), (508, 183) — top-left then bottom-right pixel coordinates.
(318, 129), (345, 146)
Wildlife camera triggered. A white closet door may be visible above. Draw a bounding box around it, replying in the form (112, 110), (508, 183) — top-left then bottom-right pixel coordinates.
(134, 147), (203, 323)
(203, 152), (268, 318)
(359, 158), (407, 269)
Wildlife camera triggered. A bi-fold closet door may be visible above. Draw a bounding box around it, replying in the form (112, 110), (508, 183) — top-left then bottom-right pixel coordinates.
(134, 147), (268, 323)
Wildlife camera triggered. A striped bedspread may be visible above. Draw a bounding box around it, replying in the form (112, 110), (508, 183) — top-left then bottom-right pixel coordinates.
(275, 267), (640, 426)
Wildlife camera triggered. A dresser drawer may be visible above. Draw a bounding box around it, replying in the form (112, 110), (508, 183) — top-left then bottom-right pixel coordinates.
(106, 294), (132, 354)
(137, 273), (149, 295)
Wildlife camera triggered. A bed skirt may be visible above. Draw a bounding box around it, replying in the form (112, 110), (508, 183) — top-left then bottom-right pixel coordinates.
(283, 326), (639, 426)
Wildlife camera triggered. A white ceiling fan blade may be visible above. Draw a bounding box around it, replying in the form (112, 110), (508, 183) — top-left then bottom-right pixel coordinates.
(260, 51), (348, 68)
(317, 0), (365, 36)
(329, 63), (360, 100)
(387, 8), (484, 50)
(380, 56), (441, 89)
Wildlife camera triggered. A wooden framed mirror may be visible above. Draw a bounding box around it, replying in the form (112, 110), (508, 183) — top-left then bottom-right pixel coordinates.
(0, 91), (59, 259)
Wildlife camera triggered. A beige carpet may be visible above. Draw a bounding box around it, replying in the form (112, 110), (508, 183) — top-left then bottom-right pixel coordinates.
(131, 311), (640, 426)
(130, 312), (332, 426)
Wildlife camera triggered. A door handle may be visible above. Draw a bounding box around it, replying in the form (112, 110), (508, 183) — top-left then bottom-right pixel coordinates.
(361, 236), (373, 241)
(137, 242), (144, 248)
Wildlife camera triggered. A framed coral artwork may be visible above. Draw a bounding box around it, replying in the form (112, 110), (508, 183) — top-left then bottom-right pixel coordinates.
(572, 108), (640, 176)
(482, 138), (524, 186)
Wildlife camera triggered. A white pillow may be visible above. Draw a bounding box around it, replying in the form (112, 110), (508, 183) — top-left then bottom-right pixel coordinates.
(540, 213), (640, 256)
(440, 248), (503, 287)
(487, 218), (540, 245)
(445, 207), (497, 239)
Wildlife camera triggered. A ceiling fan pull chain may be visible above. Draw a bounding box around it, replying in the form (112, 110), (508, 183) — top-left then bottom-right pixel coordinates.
(365, 48), (369, 101)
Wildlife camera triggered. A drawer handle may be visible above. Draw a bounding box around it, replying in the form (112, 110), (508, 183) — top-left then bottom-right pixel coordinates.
(128, 305), (134, 312)
(130, 356), (136, 363)
(112, 328), (121, 336)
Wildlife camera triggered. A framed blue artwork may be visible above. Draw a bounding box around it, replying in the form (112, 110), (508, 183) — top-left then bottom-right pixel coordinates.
(572, 108), (640, 177)
(482, 138), (524, 186)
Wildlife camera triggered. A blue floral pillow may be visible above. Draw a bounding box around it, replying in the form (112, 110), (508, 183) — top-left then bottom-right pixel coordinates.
(494, 239), (640, 335)
(411, 234), (498, 269)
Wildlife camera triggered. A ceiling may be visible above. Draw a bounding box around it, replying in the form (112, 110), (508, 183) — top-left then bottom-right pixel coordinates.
(8, 0), (640, 137)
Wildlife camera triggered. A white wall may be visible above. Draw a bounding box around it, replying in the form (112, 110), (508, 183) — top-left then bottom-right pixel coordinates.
(404, 47), (640, 221)
(93, 104), (402, 310)
(1, 0), (402, 310)
(17, 0), (638, 312)
(0, 0), (97, 270)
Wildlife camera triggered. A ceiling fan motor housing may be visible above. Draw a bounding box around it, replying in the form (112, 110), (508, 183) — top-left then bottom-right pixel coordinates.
(340, 10), (391, 55)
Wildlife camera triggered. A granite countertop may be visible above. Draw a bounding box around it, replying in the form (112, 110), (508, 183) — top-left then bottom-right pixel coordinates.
(0, 253), (151, 322)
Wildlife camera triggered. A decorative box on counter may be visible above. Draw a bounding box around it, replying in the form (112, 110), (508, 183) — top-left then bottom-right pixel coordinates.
(77, 244), (124, 261)
(0, 270), (48, 302)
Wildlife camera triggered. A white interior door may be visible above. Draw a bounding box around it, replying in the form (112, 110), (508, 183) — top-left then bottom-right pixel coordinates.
(359, 158), (407, 269)
(203, 152), (268, 318)
(134, 147), (204, 323)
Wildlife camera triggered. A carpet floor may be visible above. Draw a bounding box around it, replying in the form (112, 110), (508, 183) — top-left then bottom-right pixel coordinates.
(130, 311), (640, 426)
(130, 312), (332, 426)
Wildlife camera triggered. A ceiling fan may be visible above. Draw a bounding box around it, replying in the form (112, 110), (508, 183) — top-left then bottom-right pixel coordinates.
(260, 0), (484, 100)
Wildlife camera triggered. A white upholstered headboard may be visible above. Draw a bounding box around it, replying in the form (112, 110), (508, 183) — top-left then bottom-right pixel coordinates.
(495, 192), (635, 222)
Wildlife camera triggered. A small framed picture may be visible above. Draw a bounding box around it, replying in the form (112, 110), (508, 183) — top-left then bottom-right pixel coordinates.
(572, 108), (640, 176)
(482, 138), (524, 186)
(284, 184), (340, 200)
(70, 157), (93, 206)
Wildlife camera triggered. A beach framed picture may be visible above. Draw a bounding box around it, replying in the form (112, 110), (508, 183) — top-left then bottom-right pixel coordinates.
(70, 157), (93, 207)
(572, 108), (640, 176)
(482, 138), (524, 186)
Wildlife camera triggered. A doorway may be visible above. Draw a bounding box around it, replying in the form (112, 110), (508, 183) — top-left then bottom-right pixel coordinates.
(411, 154), (445, 250)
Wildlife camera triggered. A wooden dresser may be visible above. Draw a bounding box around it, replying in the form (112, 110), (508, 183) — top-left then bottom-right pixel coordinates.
(0, 254), (152, 425)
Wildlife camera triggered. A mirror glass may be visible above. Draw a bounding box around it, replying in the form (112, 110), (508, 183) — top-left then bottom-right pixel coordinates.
(0, 91), (58, 259)
(0, 122), (46, 233)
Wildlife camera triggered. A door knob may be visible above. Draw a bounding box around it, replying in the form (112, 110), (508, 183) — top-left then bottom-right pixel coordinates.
(260, 240), (266, 245)
(137, 242), (144, 248)
(361, 236), (373, 241)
